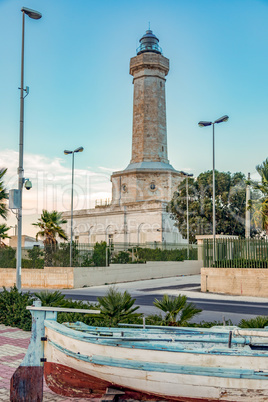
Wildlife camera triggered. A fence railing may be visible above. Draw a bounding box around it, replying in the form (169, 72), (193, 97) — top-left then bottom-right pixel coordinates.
(0, 242), (198, 268)
(204, 238), (268, 268)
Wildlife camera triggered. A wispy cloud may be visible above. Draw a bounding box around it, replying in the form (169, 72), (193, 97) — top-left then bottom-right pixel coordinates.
(0, 149), (112, 216)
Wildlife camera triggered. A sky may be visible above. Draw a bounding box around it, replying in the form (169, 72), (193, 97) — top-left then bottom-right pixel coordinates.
(0, 0), (268, 237)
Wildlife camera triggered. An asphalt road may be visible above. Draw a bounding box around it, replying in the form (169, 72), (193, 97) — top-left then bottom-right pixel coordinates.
(56, 278), (268, 325)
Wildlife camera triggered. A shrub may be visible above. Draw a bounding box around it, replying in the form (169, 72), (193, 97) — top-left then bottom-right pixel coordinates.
(92, 241), (107, 266)
(111, 251), (130, 264)
(212, 259), (268, 268)
(238, 316), (268, 328)
(34, 290), (66, 306)
(26, 247), (44, 268)
(135, 247), (197, 262)
(0, 286), (33, 331)
(0, 247), (16, 268)
(153, 294), (202, 326)
(97, 286), (142, 325)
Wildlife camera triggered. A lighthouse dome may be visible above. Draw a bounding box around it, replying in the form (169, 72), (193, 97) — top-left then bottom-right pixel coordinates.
(136, 29), (162, 55)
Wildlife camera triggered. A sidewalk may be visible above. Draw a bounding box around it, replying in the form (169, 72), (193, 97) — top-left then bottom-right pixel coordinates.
(0, 324), (97, 401)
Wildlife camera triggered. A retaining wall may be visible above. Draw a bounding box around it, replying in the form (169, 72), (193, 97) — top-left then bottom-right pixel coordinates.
(201, 267), (268, 297)
(0, 261), (201, 289)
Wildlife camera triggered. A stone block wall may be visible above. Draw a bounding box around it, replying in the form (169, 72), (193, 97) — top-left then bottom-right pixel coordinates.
(201, 267), (268, 297)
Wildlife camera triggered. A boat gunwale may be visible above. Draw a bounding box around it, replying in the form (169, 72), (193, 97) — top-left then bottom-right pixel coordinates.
(44, 320), (268, 357)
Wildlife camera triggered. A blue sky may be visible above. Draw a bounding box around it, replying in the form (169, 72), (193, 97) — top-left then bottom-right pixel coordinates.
(0, 0), (268, 235)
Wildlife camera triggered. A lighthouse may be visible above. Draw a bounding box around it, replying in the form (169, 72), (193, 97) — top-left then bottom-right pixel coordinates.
(63, 30), (185, 245)
(111, 29), (184, 205)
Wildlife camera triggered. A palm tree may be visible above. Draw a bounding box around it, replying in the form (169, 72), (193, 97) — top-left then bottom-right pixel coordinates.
(0, 168), (9, 220)
(0, 223), (11, 247)
(153, 294), (202, 326)
(97, 287), (141, 325)
(33, 210), (67, 266)
(33, 210), (68, 245)
(249, 158), (268, 234)
(239, 316), (268, 328)
(34, 290), (66, 306)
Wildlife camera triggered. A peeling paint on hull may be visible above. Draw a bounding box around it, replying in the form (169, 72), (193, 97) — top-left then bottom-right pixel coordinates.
(44, 362), (218, 401)
(10, 366), (43, 402)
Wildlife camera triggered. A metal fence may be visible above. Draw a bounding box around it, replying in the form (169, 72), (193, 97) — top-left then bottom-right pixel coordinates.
(0, 242), (198, 268)
(204, 238), (268, 268)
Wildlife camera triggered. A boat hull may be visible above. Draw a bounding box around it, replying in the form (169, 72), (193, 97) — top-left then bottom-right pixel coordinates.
(44, 324), (268, 401)
(44, 361), (220, 401)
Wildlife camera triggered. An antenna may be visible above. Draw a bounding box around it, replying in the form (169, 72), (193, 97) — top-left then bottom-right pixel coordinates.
(149, 21), (150, 30)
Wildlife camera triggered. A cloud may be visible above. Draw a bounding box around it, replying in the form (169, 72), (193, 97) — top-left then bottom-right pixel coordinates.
(0, 149), (112, 216)
(98, 166), (122, 173)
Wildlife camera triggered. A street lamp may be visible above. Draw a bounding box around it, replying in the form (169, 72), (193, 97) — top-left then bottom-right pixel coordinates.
(16, 7), (42, 292)
(64, 147), (84, 267)
(198, 115), (229, 261)
(185, 173), (194, 245)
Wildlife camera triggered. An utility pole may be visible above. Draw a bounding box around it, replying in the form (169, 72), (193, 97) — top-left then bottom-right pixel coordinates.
(245, 172), (251, 238)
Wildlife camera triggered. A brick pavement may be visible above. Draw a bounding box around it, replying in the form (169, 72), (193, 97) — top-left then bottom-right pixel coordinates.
(0, 324), (98, 401)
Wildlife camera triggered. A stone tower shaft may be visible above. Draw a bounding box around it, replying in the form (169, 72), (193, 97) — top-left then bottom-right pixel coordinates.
(130, 52), (169, 164)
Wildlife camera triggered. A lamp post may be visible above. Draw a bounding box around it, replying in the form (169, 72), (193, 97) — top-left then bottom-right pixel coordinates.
(64, 147), (84, 267)
(16, 7), (42, 292)
(186, 173), (194, 245)
(198, 115), (229, 262)
(245, 173), (251, 238)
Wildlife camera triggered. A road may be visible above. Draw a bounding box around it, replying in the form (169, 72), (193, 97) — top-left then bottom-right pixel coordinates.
(54, 275), (268, 325)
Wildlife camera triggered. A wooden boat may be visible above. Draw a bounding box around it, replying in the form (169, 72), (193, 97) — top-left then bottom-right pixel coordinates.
(11, 302), (268, 401)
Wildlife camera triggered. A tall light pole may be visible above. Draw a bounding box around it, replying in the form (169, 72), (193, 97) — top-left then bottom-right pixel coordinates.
(16, 7), (42, 292)
(198, 115), (229, 262)
(64, 147), (84, 267)
(186, 173), (194, 245)
(245, 173), (251, 238)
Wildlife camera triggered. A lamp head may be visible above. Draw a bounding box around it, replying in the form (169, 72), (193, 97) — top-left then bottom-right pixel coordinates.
(198, 121), (212, 127)
(214, 115), (229, 124)
(74, 146), (84, 153)
(21, 7), (42, 19)
(64, 150), (72, 155)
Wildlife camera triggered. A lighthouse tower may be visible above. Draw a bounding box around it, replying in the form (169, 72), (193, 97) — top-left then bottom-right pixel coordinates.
(64, 30), (186, 245)
(111, 29), (184, 205)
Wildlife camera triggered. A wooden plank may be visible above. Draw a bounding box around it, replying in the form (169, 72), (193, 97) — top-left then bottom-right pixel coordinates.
(10, 366), (43, 402)
(27, 306), (100, 314)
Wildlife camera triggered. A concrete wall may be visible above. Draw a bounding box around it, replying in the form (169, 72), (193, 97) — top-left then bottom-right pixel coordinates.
(73, 261), (202, 288)
(0, 261), (202, 289)
(201, 267), (268, 297)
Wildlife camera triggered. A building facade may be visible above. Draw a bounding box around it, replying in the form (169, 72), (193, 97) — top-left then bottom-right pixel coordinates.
(63, 30), (186, 245)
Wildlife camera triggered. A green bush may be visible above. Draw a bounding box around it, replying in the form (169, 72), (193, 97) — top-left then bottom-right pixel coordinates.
(22, 258), (44, 269)
(135, 247), (197, 262)
(111, 251), (130, 264)
(238, 316), (268, 328)
(92, 241), (107, 266)
(25, 247), (44, 268)
(0, 247), (16, 268)
(0, 286), (33, 331)
(97, 287), (142, 325)
(213, 259), (268, 268)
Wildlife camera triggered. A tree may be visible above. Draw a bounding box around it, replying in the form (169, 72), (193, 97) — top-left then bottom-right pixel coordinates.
(33, 210), (68, 266)
(97, 287), (142, 325)
(33, 210), (68, 245)
(248, 158), (268, 235)
(34, 290), (66, 306)
(153, 294), (202, 326)
(168, 171), (247, 242)
(92, 241), (107, 266)
(0, 223), (11, 247)
(0, 168), (9, 220)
